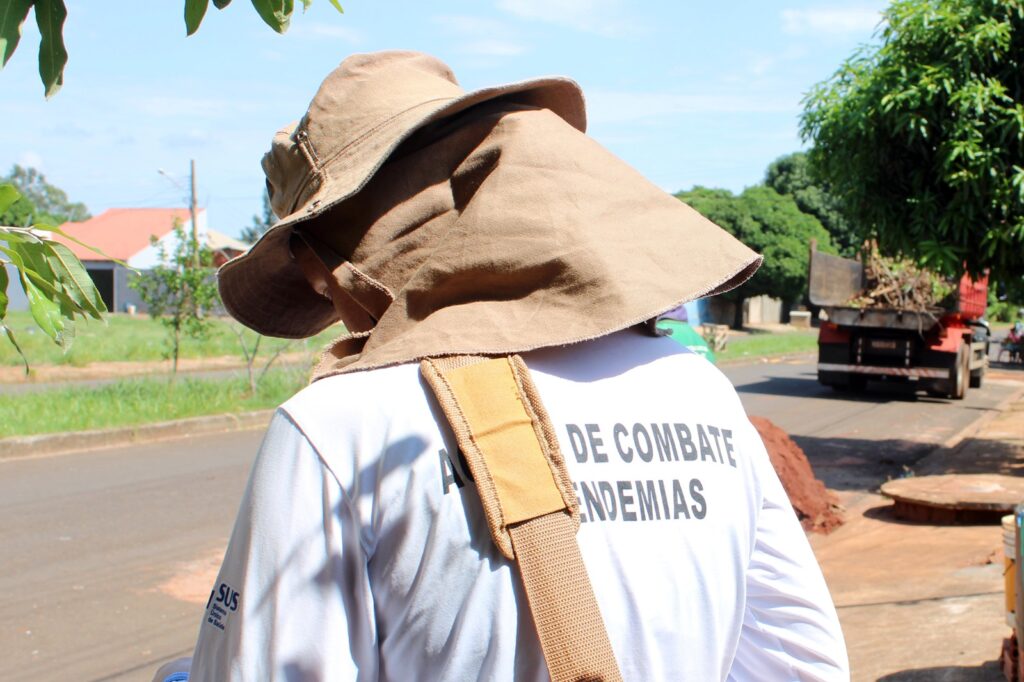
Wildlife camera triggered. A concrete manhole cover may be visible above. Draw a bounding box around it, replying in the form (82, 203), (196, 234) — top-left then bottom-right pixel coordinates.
(881, 473), (1024, 524)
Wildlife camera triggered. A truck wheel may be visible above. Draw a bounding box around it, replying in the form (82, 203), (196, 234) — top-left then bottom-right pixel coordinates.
(928, 345), (968, 399)
(969, 367), (984, 389)
(951, 345), (968, 400)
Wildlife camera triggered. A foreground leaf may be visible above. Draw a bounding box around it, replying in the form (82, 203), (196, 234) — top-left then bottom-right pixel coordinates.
(185, 0), (209, 35)
(0, 0), (33, 68)
(0, 322), (29, 375)
(213, 0), (232, 7)
(34, 0), (67, 98)
(47, 241), (106, 318)
(20, 270), (67, 349)
(327, 0), (343, 13)
(0, 261), (8, 318)
(250, 0), (293, 33)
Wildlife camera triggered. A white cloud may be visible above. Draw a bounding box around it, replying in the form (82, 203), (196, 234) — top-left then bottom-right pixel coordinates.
(748, 45), (809, 77)
(781, 7), (881, 36)
(586, 90), (796, 125)
(132, 96), (232, 118)
(433, 15), (527, 58)
(495, 0), (641, 37)
(460, 40), (527, 57)
(436, 15), (511, 35)
(298, 22), (365, 43)
(161, 130), (213, 148)
(18, 150), (44, 170)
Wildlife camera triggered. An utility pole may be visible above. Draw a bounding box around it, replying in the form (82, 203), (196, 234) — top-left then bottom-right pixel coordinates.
(189, 159), (200, 267)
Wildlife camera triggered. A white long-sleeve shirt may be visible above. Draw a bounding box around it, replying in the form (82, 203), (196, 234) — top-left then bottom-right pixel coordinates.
(188, 329), (849, 681)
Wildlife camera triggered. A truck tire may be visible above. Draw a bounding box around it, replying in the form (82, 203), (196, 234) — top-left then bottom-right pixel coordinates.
(969, 366), (984, 389)
(954, 345), (969, 399)
(941, 345), (969, 400)
(926, 345), (968, 399)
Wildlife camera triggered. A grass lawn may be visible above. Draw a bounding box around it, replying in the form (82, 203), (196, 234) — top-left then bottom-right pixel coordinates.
(0, 311), (342, 367)
(716, 329), (819, 363)
(0, 366), (310, 438)
(0, 321), (821, 438)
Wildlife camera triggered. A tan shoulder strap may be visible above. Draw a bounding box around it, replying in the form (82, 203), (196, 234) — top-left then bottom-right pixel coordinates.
(420, 355), (623, 682)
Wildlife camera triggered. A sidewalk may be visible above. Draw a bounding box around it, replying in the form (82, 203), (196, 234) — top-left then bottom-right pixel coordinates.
(812, 371), (1024, 681)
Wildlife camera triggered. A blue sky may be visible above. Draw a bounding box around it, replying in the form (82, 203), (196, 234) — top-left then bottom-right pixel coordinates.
(0, 0), (887, 238)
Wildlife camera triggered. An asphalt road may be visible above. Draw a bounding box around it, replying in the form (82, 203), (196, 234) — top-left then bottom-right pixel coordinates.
(2, 359), (1021, 681)
(726, 359), (1022, 490)
(1, 429), (265, 682)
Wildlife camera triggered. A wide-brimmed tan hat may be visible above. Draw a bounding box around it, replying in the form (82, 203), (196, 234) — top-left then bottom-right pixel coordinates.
(220, 50), (585, 338)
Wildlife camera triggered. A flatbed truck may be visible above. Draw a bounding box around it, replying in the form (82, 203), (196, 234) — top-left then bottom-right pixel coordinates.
(809, 249), (989, 399)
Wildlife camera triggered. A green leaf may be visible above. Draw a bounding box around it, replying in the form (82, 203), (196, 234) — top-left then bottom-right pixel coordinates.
(1, 241), (76, 312)
(213, 0), (232, 7)
(185, 0), (209, 35)
(46, 240), (106, 318)
(0, 183), (21, 215)
(0, 322), (30, 375)
(34, 0), (67, 98)
(300, 0), (311, 10)
(250, 0), (293, 33)
(0, 261), (8, 319)
(20, 269), (67, 348)
(0, 0), (33, 68)
(0, 227), (43, 246)
(327, 0), (343, 13)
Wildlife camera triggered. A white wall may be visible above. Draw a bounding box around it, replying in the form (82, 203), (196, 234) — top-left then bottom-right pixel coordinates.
(127, 209), (209, 269)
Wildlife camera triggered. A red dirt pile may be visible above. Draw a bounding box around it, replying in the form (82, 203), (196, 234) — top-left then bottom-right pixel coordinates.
(750, 416), (843, 534)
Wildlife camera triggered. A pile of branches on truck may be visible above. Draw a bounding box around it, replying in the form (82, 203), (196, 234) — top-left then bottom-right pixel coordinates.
(845, 246), (955, 312)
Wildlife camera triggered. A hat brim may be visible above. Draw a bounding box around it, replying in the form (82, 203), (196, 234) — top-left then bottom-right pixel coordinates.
(219, 76), (586, 338)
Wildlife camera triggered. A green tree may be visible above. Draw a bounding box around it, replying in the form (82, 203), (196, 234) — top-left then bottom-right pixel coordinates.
(0, 191), (37, 228)
(677, 186), (835, 326)
(801, 0), (1024, 281)
(2, 165), (90, 225)
(130, 222), (218, 375)
(0, 0), (343, 98)
(240, 189), (277, 244)
(764, 152), (859, 256)
(0, 183), (106, 372)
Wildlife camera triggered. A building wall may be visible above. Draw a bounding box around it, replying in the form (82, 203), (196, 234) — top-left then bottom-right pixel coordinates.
(702, 295), (787, 328)
(116, 266), (148, 314)
(744, 295), (785, 325)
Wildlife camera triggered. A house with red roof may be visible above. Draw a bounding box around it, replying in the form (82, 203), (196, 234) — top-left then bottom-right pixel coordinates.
(5, 207), (248, 314)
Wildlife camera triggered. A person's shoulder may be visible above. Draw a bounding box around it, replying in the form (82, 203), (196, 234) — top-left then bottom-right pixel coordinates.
(282, 362), (426, 423)
(529, 328), (738, 392)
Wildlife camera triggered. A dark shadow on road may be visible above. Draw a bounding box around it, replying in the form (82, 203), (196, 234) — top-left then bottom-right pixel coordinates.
(991, 359), (1024, 371)
(876, 659), (1004, 681)
(789, 434), (937, 491)
(913, 437), (1024, 478)
(789, 430), (1024, 494)
(859, 503), (1006, 527)
(861, 503), (919, 525)
(734, 373), (935, 403)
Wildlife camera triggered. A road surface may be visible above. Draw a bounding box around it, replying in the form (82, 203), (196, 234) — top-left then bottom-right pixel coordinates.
(2, 359), (1020, 681)
(726, 358), (1022, 490)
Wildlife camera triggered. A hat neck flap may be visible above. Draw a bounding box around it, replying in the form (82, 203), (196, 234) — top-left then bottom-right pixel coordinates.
(300, 105), (761, 381)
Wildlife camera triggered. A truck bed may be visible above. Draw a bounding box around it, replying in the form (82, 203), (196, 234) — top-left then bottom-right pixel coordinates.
(824, 306), (942, 332)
